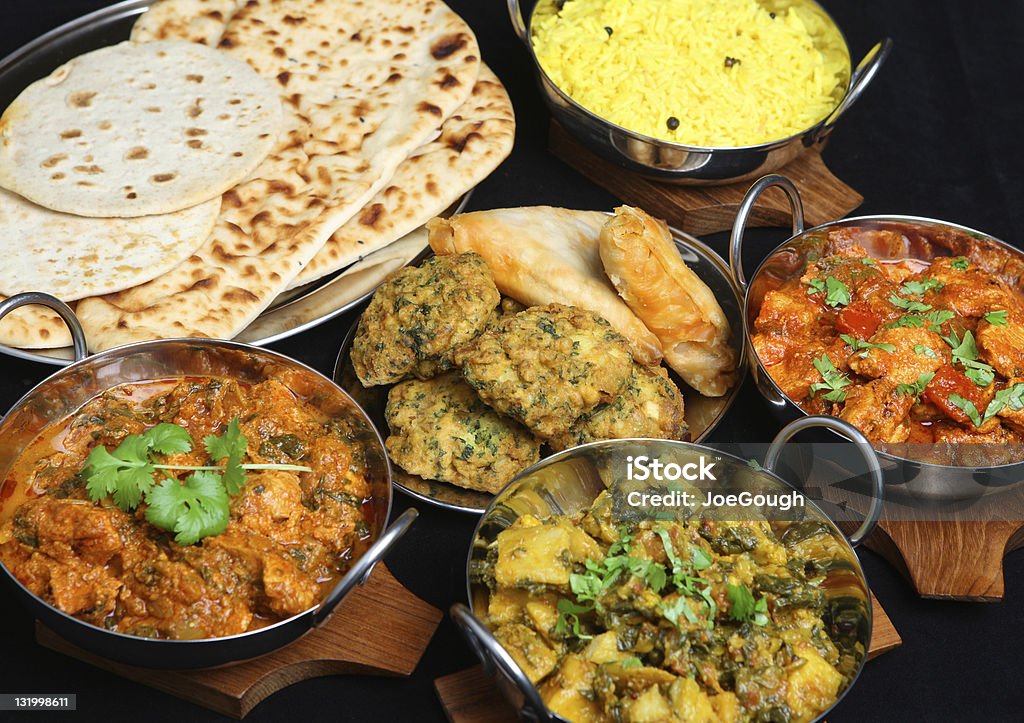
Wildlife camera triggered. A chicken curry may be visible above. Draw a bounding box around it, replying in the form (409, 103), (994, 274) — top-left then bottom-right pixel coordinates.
(751, 229), (1024, 449)
(0, 376), (376, 640)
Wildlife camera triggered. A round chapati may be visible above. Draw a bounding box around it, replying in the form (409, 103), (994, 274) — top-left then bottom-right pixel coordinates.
(0, 189), (219, 301)
(0, 40), (282, 218)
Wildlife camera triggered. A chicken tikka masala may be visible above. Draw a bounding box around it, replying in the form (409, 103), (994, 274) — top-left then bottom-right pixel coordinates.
(752, 227), (1024, 448)
(0, 376), (376, 640)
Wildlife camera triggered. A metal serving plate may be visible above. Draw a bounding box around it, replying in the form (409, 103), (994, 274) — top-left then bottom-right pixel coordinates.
(0, 0), (470, 365)
(332, 226), (747, 514)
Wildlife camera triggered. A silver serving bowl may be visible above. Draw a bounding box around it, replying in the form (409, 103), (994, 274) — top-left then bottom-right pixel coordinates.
(730, 174), (1024, 502)
(0, 293), (415, 668)
(452, 418), (883, 722)
(508, 0), (891, 184)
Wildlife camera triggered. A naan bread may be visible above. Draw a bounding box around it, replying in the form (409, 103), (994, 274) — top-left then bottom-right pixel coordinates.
(600, 206), (737, 397)
(131, 0), (243, 45)
(0, 189), (219, 300)
(0, 303), (74, 350)
(427, 207), (663, 366)
(0, 41), (281, 218)
(289, 64), (515, 289)
(75, 0), (480, 351)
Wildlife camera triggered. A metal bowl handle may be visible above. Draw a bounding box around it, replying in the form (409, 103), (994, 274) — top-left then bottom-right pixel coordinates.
(507, 0), (530, 45)
(451, 603), (552, 722)
(762, 415), (884, 547)
(814, 39), (893, 143)
(313, 507), (418, 627)
(0, 292), (88, 362)
(728, 175), (807, 292)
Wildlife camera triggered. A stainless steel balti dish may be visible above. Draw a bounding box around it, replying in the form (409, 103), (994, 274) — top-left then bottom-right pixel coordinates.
(507, 0), (891, 184)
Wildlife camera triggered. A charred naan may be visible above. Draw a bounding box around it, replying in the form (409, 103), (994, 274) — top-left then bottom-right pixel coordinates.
(427, 207), (663, 365)
(290, 64), (515, 289)
(75, 0), (480, 350)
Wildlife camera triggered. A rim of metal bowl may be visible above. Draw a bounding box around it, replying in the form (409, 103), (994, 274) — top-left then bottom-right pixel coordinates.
(0, 336), (394, 646)
(743, 212), (1024, 471)
(522, 0), (854, 153)
(463, 436), (874, 722)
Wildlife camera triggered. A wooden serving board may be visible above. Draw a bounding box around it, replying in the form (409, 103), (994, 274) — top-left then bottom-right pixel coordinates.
(863, 491), (1024, 601)
(36, 564), (441, 719)
(435, 595), (900, 723)
(548, 121), (863, 236)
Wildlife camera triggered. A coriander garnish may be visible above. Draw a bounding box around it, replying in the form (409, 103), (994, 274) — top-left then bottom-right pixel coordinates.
(810, 355), (851, 402)
(83, 417), (312, 545)
(985, 310), (1009, 326)
(896, 371), (936, 400)
(889, 293), (932, 313)
(840, 333), (896, 358)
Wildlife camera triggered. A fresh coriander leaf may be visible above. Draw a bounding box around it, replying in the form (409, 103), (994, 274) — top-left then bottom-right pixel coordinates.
(752, 595), (770, 626)
(885, 310), (955, 330)
(840, 334), (896, 357)
(889, 294), (932, 312)
(662, 595), (698, 627)
(985, 310), (1009, 326)
(914, 344), (939, 358)
(804, 277), (826, 294)
(145, 471), (230, 545)
(726, 583), (756, 622)
(570, 571), (603, 602)
(949, 394), (982, 427)
(83, 446), (126, 502)
(691, 546), (713, 571)
(809, 355), (851, 402)
(205, 417), (248, 495)
(964, 366), (995, 388)
(628, 557), (667, 593)
(951, 256), (970, 270)
(82, 434), (156, 512)
(861, 257), (878, 266)
(144, 423), (193, 455)
(619, 657), (643, 669)
(900, 278), (944, 296)
(824, 276), (851, 307)
(896, 372), (936, 399)
(205, 417), (247, 463)
(981, 383), (1024, 424)
(654, 528), (683, 570)
(555, 599), (593, 640)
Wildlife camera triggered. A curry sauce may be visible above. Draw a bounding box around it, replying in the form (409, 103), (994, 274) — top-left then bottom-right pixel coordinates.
(0, 376), (376, 640)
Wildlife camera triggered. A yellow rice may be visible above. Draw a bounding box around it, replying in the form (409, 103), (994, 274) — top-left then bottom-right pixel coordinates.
(531, 0), (849, 147)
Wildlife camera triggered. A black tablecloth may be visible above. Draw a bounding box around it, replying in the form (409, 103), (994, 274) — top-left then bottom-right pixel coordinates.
(1, 1), (1023, 720)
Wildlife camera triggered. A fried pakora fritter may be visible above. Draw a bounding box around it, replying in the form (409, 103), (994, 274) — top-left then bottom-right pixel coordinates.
(351, 253), (500, 386)
(547, 364), (689, 451)
(384, 373), (541, 493)
(456, 304), (635, 440)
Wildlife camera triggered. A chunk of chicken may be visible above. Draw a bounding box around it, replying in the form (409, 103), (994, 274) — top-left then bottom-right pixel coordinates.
(839, 379), (914, 443)
(848, 327), (948, 385)
(976, 318), (1024, 379)
(925, 257), (1019, 318)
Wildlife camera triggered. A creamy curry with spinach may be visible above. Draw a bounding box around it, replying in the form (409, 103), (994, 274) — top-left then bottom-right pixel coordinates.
(0, 376), (375, 640)
(475, 491), (861, 722)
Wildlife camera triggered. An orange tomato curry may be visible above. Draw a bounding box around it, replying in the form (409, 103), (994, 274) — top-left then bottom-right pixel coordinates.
(0, 377), (375, 640)
(751, 228), (1024, 446)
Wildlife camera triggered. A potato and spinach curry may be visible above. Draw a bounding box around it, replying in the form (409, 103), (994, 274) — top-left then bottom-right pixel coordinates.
(474, 491), (862, 722)
(752, 229), (1024, 447)
(0, 376), (376, 640)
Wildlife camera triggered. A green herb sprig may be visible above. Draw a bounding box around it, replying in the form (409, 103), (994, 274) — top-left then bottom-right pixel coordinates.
(885, 310), (955, 330)
(900, 278), (944, 296)
(952, 383), (1024, 428)
(83, 418), (312, 545)
(726, 583), (769, 626)
(984, 310), (1008, 326)
(810, 355), (851, 402)
(889, 294), (933, 313)
(896, 372), (936, 400)
(840, 334), (896, 358)
(941, 329), (995, 388)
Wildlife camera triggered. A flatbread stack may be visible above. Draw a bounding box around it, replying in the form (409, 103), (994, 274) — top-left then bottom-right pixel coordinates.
(0, 0), (514, 352)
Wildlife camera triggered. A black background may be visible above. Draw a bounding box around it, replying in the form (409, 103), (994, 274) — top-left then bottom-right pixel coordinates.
(1, 1), (1024, 720)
